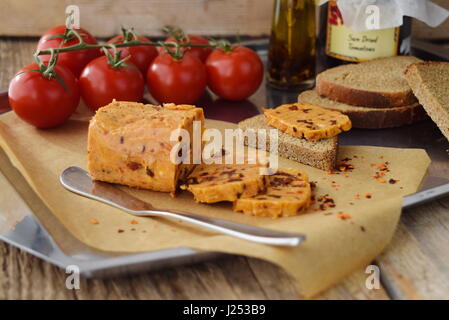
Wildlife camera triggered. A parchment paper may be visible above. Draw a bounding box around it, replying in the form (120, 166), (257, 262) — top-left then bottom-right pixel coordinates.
(0, 111), (430, 297)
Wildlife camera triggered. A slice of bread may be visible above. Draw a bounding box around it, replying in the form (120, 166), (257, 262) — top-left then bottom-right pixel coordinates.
(316, 56), (422, 108)
(405, 61), (449, 141)
(298, 90), (428, 129)
(238, 114), (338, 171)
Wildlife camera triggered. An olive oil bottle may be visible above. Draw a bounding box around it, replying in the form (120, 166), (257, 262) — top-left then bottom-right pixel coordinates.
(268, 0), (316, 89)
(317, 0), (412, 72)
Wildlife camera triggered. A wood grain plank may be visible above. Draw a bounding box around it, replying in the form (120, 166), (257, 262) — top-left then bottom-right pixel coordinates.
(0, 0), (272, 38)
(376, 199), (449, 300)
(248, 258), (390, 300)
(0, 38), (36, 91)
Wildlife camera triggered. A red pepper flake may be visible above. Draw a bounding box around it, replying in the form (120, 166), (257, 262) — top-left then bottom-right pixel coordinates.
(365, 193), (372, 199)
(389, 178), (399, 184)
(336, 158), (354, 173)
(317, 194), (336, 210)
(89, 218), (99, 225)
(130, 219), (138, 225)
(117, 229), (124, 233)
(377, 177), (386, 183)
(336, 212), (351, 220)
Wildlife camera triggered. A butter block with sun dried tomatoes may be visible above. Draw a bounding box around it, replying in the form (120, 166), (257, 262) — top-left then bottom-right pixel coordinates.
(233, 169), (312, 218)
(264, 103), (352, 141)
(87, 100), (204, 193)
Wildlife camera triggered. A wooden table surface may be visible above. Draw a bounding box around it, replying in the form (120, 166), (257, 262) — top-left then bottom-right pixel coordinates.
(0, 38), (448, 300)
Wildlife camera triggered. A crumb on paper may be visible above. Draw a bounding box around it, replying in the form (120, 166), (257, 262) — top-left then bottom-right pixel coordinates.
(89, 218), (99, 225)
(389, 178), (399, 184)
(118, 229), (124, 233)
(365, 193), (372, 199)
(130, 219), (138, 224)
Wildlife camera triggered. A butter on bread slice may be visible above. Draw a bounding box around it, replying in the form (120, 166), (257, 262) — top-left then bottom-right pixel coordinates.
(238, 115), (338, 171)
(233, 169), (311, 218)
(264, 103), (351, 141)
(87, 100), (204, 193)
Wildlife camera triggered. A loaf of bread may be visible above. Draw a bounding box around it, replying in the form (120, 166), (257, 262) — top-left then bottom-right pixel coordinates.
(298, 90), (428, 129)
(87, 101), (204, 193)
(264, 103), (351, 141)
(405, 62), (449, 141)
(316, 56), (422, 108)
(233, 169), (311, 218)
(238, 114), (338, 171)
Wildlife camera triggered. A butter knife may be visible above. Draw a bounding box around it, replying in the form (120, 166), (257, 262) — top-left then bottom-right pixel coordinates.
(60, 166), (306, 247)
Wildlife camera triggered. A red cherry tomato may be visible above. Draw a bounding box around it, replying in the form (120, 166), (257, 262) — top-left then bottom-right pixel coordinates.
(205, 46), (263, 101)
(37, 25), (101, 77)
(147, 52), (207, 104)
(157, 35), (211, 62)
(79, 56), (144, 111)
(106, 35), (158, 75)
(8, 63), (80, 128)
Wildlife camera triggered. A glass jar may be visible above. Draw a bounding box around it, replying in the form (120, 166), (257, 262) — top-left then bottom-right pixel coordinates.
(316, 0), (412, 72)
(268, 0), (316, 90)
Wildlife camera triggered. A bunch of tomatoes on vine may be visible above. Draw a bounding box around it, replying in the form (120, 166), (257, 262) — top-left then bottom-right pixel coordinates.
(8, 24), (264, 128)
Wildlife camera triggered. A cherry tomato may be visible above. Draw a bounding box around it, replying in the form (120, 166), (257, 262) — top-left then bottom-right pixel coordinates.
(106, 35), (158, 75)
(8, 63), (80, 128)
(147, 52), (207, 104)
(205, 46), (263, 101)
(157, 35), (211, 62)
(37, 25), (101, 77)
(79, 56), (144, 111)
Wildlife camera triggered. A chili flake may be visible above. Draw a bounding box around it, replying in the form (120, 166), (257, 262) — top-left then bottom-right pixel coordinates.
(336, 212), (351, 220)
(89, 218), (99, 225)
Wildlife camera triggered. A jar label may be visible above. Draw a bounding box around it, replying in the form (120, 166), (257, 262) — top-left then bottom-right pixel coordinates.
(325, 1), (399, 62)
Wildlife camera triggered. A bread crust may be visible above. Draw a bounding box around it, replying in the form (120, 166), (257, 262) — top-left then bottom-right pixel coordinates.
(315, 56), (421, 108)
(405, 61), (449, 141)
(298, 90), (428, 129)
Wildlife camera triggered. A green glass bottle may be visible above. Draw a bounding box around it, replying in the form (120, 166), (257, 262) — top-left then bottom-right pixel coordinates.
(268, 0), (316, 90)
